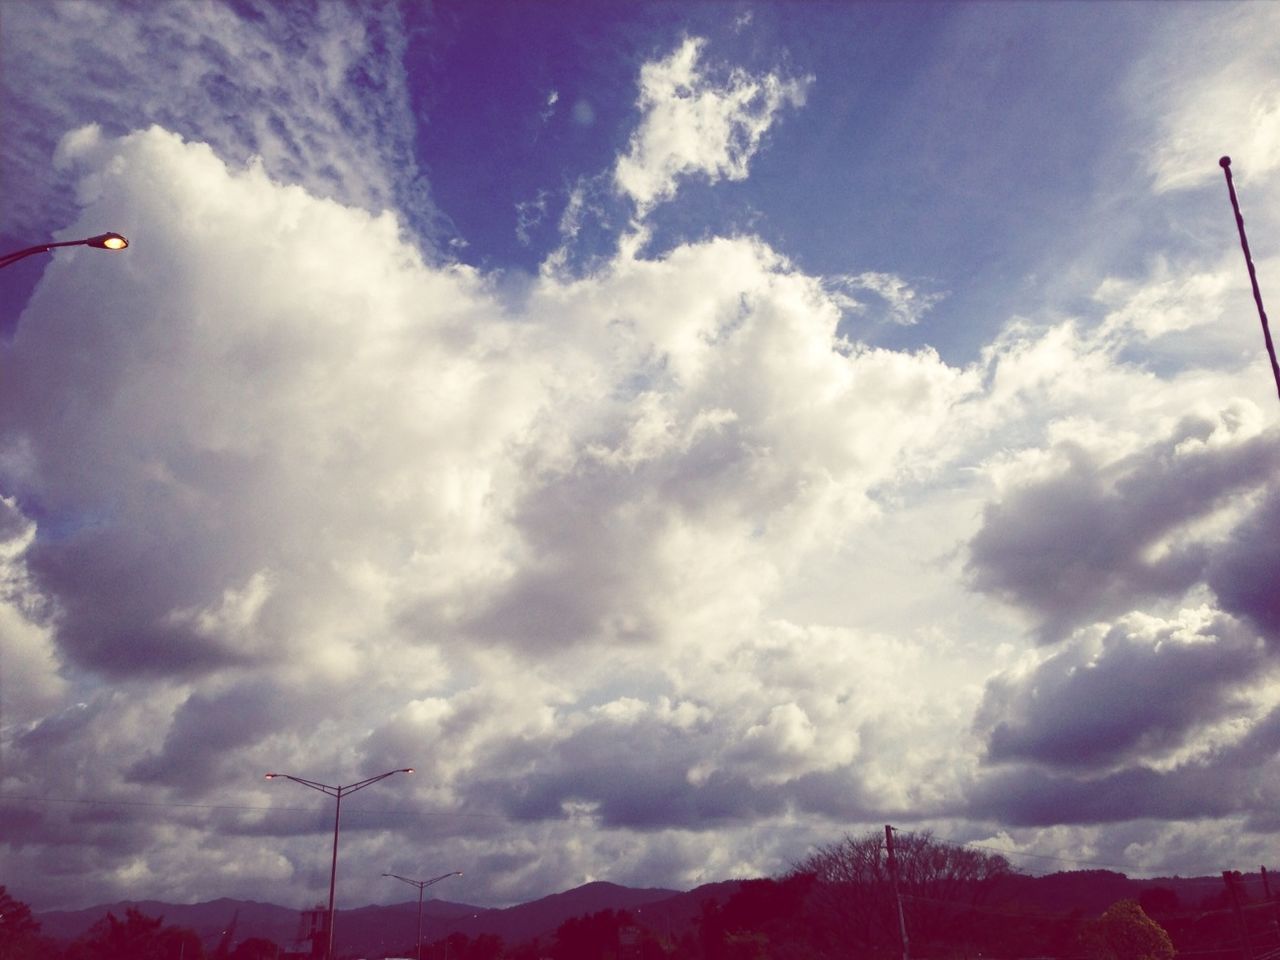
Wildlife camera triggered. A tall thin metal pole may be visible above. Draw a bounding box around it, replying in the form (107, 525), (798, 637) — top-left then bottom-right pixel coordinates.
(327, 790), (342, 960)
(416, 886), (424, 960)
(885, 825), (910, 960)
(265, 769), (413, 960)
(384, 872), (462, 960)
(1220, 156), (1280, 403)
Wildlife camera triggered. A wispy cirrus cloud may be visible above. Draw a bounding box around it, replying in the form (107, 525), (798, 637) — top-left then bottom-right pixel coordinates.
(0, 0), (439, 244)
(1138, 3), (1280, 193)
(827, 272), (944, 327)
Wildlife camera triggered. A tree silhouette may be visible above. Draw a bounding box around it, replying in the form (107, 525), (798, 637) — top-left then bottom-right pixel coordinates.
(67, 907), (204, 960)
(551, 908), (634, 960)
(229, 937), (282, 960)
(699, 876), (815, 960)
(0, 887), (43, 960)
(791, 829), (1014, 957)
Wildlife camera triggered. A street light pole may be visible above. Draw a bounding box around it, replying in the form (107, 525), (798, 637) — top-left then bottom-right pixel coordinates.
(383, 871), (462, 960)
(0, 232), (129, 270)
(266, 768), (414, 960)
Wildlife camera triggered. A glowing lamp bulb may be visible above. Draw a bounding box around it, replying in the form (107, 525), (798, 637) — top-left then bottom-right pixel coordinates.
(85, 232), (129, 250)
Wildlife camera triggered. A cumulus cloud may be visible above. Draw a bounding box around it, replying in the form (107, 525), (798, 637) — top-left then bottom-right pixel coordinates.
(966, 410), (1280, 643)
(975, 607), (1268, 771)
(614, 37), (810, 215)
(466, 238), (968, 652)
(0, 119), (968, 905)
(126, 680), (292, 793)
(1207, 485), (1280, 640)
(968, 700), (1280, 826)
(0, 497), (67, 719)
(3, 125), (525, 679)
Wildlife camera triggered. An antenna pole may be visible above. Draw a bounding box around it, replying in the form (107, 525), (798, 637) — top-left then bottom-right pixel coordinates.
(1220, 156), (1280, 403)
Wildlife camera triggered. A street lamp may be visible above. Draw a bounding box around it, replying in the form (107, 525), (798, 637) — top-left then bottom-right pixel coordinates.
(265, 768), (414, 960)
(0, 232), (129, 270)
(383, 871), (462, 960)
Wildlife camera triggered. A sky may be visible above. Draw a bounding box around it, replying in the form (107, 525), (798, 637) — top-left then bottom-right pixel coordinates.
(2, 0), (1280, 916)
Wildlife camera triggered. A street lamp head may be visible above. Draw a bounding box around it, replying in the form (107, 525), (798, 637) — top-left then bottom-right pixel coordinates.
(264, 773), (279, 779)
(402, 768), (415, 774)
(85, 232), (128, 250)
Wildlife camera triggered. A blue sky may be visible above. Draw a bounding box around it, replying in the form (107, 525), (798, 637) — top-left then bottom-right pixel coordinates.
(2, 0), (1280, 916)
(406, 2), (1184, 358)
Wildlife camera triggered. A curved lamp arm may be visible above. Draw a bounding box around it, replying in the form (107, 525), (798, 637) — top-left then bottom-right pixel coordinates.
(0, 232), (129, 270)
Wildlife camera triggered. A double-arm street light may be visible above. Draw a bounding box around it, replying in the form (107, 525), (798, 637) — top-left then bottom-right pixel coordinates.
(265, 768), (414, 960)
(383, 870), (462, 960)
(0, 232), (129, 270)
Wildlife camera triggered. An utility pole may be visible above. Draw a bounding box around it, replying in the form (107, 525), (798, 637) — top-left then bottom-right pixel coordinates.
(1262, 867), (1280, 940)
(1223, 870), (1254, 960)
(1220, 156), (1280, 403)
(886, 825), (910, 960)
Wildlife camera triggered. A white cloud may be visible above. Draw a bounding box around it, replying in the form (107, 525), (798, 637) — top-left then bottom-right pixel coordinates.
(828, 272), (944, 327)
(1133, 3), (1280, 193)
(0, 498), (67, 726)
(614, 37), (810, 215)
(540, 90), (561, 126)
(0, 124), (970, 906)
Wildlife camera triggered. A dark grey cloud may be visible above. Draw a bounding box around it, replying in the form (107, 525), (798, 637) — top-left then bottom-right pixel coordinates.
(0, 796), (161, 855)
(788, 767), (908, 821)
(975, 613), (1267, 770)
(25, 528), (247, 678)
(968, 763), (1234, 826)
(127, 681), (287, 793)
(968, 702), (1280, 826)
(500, 764), (784, 830)
(469, 712), (787, 830)
(966, 416), (1279, 643)
(464, 415), (767, 651)
(1208, 485), (1280, 642)
(463, 462), (671, 650)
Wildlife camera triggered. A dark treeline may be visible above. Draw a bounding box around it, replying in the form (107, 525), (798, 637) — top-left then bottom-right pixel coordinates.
(6, 831), (1279, 960)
